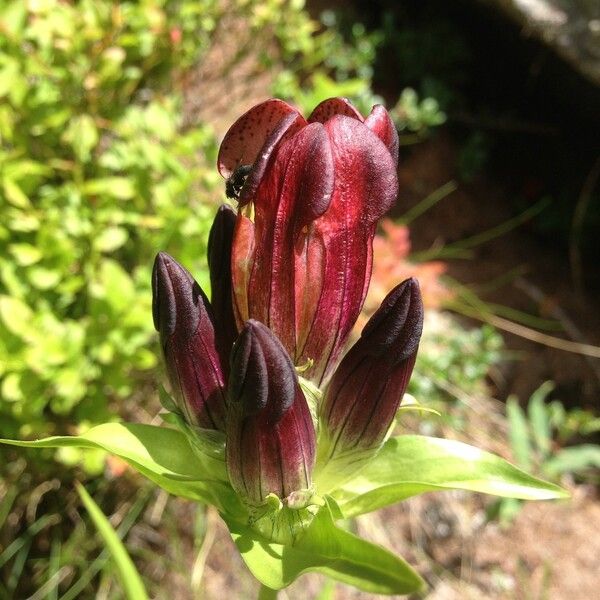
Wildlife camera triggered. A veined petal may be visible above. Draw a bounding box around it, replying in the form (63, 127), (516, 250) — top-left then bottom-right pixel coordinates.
(218, 99), (302, 178)
(297, 115), (399, 384)
(238, 111), (307, 207)
(364, 104), (399, 165)
(227, 321), (316, 507)
(231, 211), (256, 329)
(152, 252), (227, 431)
(243, 122), (335, 356)
(321, 278), (423, 453)
(308, 97), (364, 123)
(208, 204), (238, 364)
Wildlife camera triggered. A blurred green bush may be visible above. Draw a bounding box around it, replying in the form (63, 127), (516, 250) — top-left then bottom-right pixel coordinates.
(0, 0), (222, 443)
(0, 0), (402, 461)
(0, 0), (444, 474)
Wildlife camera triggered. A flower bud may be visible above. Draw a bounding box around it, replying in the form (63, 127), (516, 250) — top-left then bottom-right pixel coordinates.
(222, 98), (399, 387)
(152, 252), (227, 431)
(320, 278), (423, 454)
(226, 320), (315, 508)
(208, 204), (239, 364)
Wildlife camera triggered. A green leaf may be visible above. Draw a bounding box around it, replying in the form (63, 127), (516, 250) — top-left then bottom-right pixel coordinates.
(507, 396), (533, 470)
(0, 423), (242, 515)
(528, 381), (554, 456)
(2, 178), (30, 208)
(76, 483), (148, 600)
(9, 243), (43, 266)
(83, 178), (135, 200)
(544, 445), (600, 477)
(229, 499), (424, 595)
(0, 295), (34, 338)
(63, 115), (98, 163)
(332, 435), (568, 518)
(93, 226), (128, 252)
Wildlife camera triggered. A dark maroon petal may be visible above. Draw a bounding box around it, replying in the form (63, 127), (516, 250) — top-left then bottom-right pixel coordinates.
(152, 252), (227, 431)
(321, 278), (423, 452)
(242, 122), (335, 356)
(296, 115), (399, 384)
(208, 204), (238, 362)
(360, 277), (423, 361)
(217, 99), (302, 178)
(226, 320), (315, 506)
(238, 111), (306, 207)
(364, 104), (399, 165)
(308, 97), (364, 124)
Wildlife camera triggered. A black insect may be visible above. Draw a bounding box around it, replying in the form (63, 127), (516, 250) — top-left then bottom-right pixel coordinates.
(225, 164), (252, 200)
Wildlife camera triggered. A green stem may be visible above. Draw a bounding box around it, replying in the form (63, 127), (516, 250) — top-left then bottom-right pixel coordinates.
(257, 583), (278, 600)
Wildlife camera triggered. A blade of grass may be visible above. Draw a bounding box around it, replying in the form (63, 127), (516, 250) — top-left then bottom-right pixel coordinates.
(410, 246), (474, 262)
(412, 198), (549, 262)
(0, 485), (19, 530)
(444, 277), (562, 331)
(570, 156), (600, 294)
(59, 486), (151, 600)
(47, 534), (62, 600)
(451, 305), (600, 359)
(507, 396), (533, 470)
(6, 539), (31, 595)
(451, 198), (549, 250)
(76, 483), (148, 600)
(0, 514), (59, 569)
(28, 567), (73, 600)
(400, 181), (457, 225)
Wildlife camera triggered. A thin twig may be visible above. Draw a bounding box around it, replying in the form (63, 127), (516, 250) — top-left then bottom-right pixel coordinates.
(453, 307), (600, 358)
(515, 277), (600, 383)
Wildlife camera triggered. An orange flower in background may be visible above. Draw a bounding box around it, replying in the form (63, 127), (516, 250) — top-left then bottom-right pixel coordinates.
(361, 218), (451, 330)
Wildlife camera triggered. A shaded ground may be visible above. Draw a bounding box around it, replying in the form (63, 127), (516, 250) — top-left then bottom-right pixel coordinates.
(396, 131), (600, 409)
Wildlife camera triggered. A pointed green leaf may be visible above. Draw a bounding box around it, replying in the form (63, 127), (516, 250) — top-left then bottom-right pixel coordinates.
(507, 396), (532, 469)
(229, 500), (424, 595)
(333, 435), (568, 518)
(528, 381), (554, 456)
(76, 484), (148, 600)
(0, 423), (242, 516)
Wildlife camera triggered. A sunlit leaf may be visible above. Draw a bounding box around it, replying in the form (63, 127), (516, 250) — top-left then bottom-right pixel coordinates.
(332, 435), (568, 518)
(0, 423), (243, 516)
(229, 499), (424, 595)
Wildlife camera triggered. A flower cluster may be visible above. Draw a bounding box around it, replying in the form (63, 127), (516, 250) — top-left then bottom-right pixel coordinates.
(152, 97), (423, 531)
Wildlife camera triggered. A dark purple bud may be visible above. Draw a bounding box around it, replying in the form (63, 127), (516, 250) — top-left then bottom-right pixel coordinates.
(208, 204), (239, 364)
(152, 252), (227, 431)
(320, 278), (423, 453)
(226, 320), (316, 507)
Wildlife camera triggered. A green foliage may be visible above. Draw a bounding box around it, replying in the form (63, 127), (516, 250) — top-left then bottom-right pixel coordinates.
(1, 422), (565, 595)
(390, 88), (446, 134)
(411, 319), (504, 403)
(490, 382), (599, 524)
(272, 5), (446, 134)
(0, 0), (219, 446)
(506, 382), (600, 482)
(271, 7), (382, 115)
